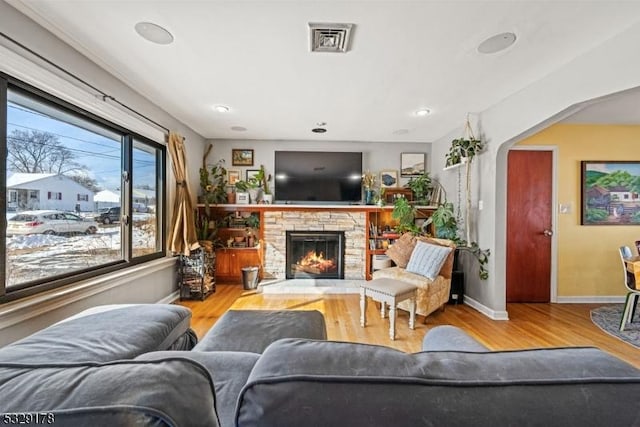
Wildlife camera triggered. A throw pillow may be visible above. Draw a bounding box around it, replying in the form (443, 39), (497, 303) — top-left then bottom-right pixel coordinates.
(385, 233), (416, 268)
(405, 241), (453, 280)
(417, 236), (456, 279)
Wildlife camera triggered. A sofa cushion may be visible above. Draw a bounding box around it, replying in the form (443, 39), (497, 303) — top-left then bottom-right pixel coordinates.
(137, 350), (259, 427)
(0, 304), (195, 364)
(236, 338), (640, 427)
(194, 310), (327, 354)
(384, 232), (416, 268)
(405, 241), (452, 280)
(417, 236), (456, 279)
(0, 358), (219, 427)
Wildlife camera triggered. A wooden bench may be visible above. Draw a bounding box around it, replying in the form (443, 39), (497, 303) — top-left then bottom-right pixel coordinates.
(360, 278), (417, 340)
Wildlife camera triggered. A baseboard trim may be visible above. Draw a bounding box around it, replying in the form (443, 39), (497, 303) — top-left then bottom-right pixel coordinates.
(555, 296), (625, 303)
(463, 296), (509, 320)
(158, 291), (180, 304)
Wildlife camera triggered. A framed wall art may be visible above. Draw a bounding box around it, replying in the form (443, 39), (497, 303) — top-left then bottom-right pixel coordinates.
(401, 152), (426, 177)
(246, 169), (260, 182)
(380, 170), (398, 188)
(232, 149), (254, 166)
(581, 160), (640, 225)
(227, 169), (240, 185)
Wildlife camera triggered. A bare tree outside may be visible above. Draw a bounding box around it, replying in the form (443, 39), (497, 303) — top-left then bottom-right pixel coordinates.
(7, 129), (84, 174)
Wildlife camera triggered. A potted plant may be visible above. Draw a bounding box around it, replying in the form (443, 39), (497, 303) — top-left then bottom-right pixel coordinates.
(234, 180), (250, 204)
(405, 172), (432, 205)
(424, 201), (491, 280)
(245, 176), (262, 204)
(199, 160), (228, 205)
(391, 196), (419, 234)
(255, 165), (273, 204)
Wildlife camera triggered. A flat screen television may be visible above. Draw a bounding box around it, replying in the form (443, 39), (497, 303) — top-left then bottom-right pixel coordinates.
(274, 151), (363, 203)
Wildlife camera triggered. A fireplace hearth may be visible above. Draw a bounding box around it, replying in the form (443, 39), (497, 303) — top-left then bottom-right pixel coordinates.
(286, 231), (345, 279)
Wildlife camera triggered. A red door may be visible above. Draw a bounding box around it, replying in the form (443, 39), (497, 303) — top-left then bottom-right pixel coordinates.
(506, 150), (553, 302)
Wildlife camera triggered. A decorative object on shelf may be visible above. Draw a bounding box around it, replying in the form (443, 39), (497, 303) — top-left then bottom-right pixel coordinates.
(401, 152), (426, 177)
(581, 161), (640, 225)
(227, 169), (241, 185)
(254, 165), (273, 204)
(380, 170), (398, 188)
(232, 148), (254, 166)
(362, 170), (377, 205)
(226, 187), (236, 204)
(405, 172), (432, 205)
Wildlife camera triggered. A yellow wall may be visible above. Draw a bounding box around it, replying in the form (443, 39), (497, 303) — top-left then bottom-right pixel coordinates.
(518, 124), (640, 297)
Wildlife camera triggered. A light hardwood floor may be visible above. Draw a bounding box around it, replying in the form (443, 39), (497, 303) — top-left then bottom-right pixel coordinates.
(178, 284), (640, 369)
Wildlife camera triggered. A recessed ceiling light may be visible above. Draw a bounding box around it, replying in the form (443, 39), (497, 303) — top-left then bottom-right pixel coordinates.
(312, 128), (327, 133)
(134, 22), (174, 45)
(213, 105), (230, 113)
(415, 109), (432, 117)
(478, 32), (516, 54)
(231, 126), (247, 132)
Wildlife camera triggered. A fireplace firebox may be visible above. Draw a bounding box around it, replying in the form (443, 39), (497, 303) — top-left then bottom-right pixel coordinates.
(286, 231), (345, 279)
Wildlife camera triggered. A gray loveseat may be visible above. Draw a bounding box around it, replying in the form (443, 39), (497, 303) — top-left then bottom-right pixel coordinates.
(1, 304), (639, 426)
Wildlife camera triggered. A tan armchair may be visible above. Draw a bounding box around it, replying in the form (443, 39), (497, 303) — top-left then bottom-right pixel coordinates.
(372, 236), (455, 319)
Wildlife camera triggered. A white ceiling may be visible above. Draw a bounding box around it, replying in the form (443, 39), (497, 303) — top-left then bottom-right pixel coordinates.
(8, 0), (640, 142)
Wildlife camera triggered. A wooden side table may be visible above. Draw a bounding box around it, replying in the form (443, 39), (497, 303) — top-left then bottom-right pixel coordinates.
(360, 278), (417, 340)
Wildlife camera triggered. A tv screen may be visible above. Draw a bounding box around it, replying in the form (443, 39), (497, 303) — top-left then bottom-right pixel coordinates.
(274, 151), (363, 203)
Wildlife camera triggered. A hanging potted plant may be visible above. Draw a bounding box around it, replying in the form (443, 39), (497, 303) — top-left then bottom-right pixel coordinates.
(445, 115), (485, 246)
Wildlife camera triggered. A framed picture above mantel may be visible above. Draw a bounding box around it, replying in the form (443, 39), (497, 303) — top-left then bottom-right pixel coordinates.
(232, 149), (254, 166)
(401, 152), (426, 177)
(581, 160), (640, 225)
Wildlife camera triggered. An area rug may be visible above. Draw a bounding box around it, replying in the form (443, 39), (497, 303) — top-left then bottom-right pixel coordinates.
(590, 304), (640, 349)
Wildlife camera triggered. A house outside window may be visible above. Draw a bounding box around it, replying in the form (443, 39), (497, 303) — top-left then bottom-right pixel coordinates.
(2, 76), (166, 302)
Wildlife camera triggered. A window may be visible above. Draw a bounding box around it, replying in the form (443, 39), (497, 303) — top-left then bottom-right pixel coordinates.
(2, 76), (166, 302)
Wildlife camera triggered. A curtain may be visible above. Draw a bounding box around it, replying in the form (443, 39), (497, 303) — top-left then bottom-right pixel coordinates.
(167, 131), (199, 256)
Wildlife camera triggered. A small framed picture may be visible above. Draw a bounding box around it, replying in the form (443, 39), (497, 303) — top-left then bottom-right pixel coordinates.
(246, 169), (260, 181)
(401, 152), (426, 176)
(232, 149), (254, 166)
(380, 170), (398, 188)
(227, 169), (241, 185)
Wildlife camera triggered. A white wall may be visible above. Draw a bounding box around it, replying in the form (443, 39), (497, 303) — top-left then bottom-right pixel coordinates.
(0, 1), (207, 344)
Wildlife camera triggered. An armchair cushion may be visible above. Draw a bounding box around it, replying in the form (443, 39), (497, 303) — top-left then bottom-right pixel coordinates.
(406, 241), (452, 280)
(385, 232), (416, 268)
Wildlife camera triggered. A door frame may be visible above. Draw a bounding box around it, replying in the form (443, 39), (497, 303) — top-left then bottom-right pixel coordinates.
(508, 145), (559, 303)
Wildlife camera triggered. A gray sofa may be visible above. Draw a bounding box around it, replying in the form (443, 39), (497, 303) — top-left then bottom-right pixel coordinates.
(1, 305), (639, 426)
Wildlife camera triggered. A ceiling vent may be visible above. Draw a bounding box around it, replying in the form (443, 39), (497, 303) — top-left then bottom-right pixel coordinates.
(308, 23), (354, 53)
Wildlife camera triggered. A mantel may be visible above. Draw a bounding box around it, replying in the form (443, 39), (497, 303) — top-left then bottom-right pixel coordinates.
(198, 204), (437, 212)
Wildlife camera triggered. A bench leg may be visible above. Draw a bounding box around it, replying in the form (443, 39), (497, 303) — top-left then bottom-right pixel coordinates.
(360, 288), (367, 327)
(380, 301), (386, 319)
(389, 304), (396, 340)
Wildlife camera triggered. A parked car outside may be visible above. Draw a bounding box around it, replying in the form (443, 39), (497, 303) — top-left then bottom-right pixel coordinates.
(95, 206), (121, 224)
(6, 210), (98, 236)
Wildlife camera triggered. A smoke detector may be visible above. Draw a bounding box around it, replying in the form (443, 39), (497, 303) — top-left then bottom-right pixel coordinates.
(308, 23), (354, 53)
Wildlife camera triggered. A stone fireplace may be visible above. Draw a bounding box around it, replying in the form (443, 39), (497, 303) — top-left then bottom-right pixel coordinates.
(263, 210), (366, 280)
(285, 231), (345, 279)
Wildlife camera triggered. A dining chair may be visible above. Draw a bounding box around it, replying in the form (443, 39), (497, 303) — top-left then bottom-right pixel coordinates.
(618, 246), (640, 331)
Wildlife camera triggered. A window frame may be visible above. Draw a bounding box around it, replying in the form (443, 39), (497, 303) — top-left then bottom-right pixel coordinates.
(1, 73), (167, 303)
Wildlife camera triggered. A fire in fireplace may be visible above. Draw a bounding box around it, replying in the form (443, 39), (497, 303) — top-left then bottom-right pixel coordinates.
(286, 231), (345, 279)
